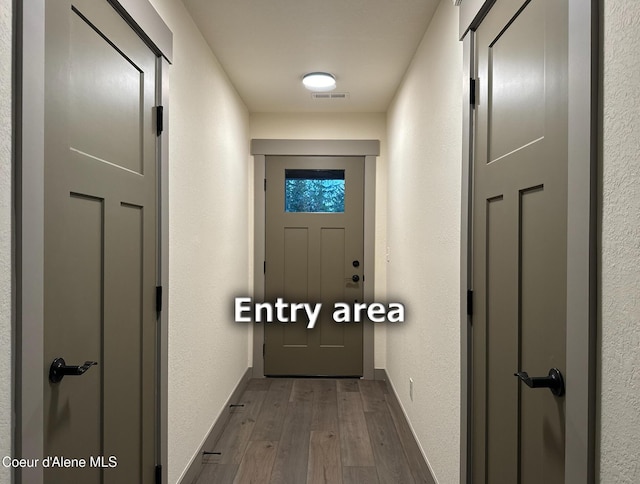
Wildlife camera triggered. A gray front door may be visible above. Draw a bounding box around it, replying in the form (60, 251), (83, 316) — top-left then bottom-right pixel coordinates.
(471, 0), (568, 482)
(265, 156), (364, 376)
(43, 0), (158, 482)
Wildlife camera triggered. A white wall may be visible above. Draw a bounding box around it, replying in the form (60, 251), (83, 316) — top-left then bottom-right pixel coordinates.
(0, 0), (12, 481)
(250, 112), (388, 368)
(148, 1), (251, 482)
(600, 2), (640, 483)
(385, 1), (461, 482)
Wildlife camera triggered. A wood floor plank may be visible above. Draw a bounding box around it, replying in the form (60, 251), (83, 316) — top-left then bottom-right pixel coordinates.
(311, 380), (338, 432)
(209, 390), (268, 464)
(336, 379), (360, 392)
(289, 379), (316, 403)
(251, 380), (292, 441)
(269, 378), (294, 394)
(358, 379), (387, 413)
(233, 441), (278, 484)
(307, 430), (343, 484)
(197, 379), (432, 484)
(384, 394), (436, 484)
(235, 390), (268, 420)
(365, 410), (415, 484)
(245, 378), (272, 392)
(196, 463), (239, 484)
(342, 466), (380, 484)
(337, 392), (375, 466)
(269, 401), (312, 484)
(212, 413), (256, 465)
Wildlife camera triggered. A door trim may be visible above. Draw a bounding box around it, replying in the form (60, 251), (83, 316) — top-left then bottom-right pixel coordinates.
(459, 29), (475, 484)
(459, 1), (598, 483)
(14, 2), (172, 483)
(250, 139), (379, 379)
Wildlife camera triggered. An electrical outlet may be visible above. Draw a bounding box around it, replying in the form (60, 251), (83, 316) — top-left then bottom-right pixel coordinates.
(409, 378), (414, 401)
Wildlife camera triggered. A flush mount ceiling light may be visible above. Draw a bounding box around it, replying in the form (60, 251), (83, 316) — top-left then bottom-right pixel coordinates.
(302, 72), (337, 92)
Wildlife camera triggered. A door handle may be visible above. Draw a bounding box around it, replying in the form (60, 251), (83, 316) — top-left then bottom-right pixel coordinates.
(49, 357), (98, 383)
(351, 275), (360, 283)
(514, 368), (564, 397)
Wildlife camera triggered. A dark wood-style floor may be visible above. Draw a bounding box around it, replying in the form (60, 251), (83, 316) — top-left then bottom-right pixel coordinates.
(194, 378), (436, 484)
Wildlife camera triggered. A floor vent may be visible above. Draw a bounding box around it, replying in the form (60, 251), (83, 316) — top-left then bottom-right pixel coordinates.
(312, 92), (350, 100)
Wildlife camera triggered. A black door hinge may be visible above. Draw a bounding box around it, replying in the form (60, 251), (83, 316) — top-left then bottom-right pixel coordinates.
(263, 343), (265, 358)
(264, 178), (267, 191)
(467, 289), (473, 316)
(156, 286), (163, 313)
(156, 106), (164, 135)
(263, 261), (266, 274)
(470, 79), (476, 107)
(155, 464), (162, 484)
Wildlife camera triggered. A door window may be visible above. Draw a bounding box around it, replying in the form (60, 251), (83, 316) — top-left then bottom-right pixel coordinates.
(285, 169), (345, 213)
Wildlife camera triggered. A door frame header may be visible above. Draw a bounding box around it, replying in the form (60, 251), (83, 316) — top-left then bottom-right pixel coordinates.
(251, 139), (380, 157)
(112, 0), (173, 62)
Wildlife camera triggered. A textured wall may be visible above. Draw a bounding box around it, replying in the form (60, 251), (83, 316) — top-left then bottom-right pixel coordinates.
(249, 112), (388, 368)
(385, 1), (462, 482)
(148, 1), (251, 482)
(600, 1), (640, 482)
(0, 0), (12, 481)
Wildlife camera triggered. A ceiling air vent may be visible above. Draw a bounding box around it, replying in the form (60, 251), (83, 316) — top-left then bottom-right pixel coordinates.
(312, 92), (350, 100)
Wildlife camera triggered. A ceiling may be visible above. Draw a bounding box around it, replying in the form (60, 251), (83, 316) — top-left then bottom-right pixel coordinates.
(182, 0), (441, 113)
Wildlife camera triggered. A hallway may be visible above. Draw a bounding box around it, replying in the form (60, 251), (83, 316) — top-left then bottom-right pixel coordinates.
(2, 0), (640, 482)
(195, 378), (435, 484)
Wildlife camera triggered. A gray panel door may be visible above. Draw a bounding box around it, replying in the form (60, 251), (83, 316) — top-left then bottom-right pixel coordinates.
(43, 0), (157, 482)
(265, 156), (364, 376)
(471, 0), (568, 482)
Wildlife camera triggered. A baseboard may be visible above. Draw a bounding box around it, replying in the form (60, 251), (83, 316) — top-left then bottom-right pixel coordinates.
(375, 368), (439, 484)
(374, 367), (387, 381)
(179, 367), (253, 484)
